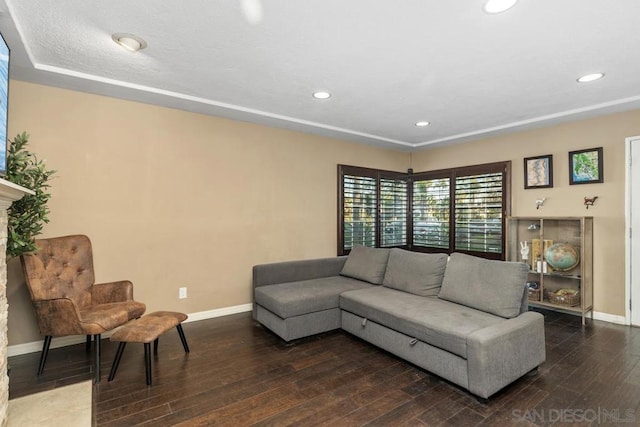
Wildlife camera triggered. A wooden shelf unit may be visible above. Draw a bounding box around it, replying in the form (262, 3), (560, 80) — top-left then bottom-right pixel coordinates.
(506, 216), (593, 324)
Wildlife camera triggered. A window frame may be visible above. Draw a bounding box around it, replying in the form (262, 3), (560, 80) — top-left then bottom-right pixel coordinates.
(338, 161), (511, 260)
(337, 165), (409, 255)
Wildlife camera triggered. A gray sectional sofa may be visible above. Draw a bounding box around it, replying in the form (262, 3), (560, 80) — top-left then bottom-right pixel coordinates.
(253, 246), (546, 398)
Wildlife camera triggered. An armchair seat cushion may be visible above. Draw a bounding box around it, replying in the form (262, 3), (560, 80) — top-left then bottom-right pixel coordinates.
(79, 301), (147, 334)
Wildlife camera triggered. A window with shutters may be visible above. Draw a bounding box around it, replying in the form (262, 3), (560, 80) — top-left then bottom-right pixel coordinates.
(338, 166), (409, 254)
(380, 176), (408, 247)
(342, 172), (377, 250)
(410, 161), (510, 259)
(412, 176), (450, 249)
(454, 171), (504, 255)
(338, 161), (510, 259)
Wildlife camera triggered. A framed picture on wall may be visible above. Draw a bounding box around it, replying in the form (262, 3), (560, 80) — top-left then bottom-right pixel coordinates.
(569, 147), (603, 185)
(524, 154), (553, 189)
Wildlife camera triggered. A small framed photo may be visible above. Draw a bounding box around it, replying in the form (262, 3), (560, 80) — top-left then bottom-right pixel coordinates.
(569, 147), (603, 185)
(524, 154), (553, 189)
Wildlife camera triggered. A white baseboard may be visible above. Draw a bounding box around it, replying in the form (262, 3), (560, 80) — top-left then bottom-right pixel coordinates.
(539, 307), (627, 325)
(8, 335), (90, 358)
(593, 311), (627, 325)
(184, 303), (252, 323)
(7, 303), (253, 357)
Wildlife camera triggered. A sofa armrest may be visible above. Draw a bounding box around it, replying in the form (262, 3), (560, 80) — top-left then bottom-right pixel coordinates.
(33, 298), (85, 336)
(252, 257), (348, 289)
(466, 311), (546, 398)
(91, 280), (134, 304)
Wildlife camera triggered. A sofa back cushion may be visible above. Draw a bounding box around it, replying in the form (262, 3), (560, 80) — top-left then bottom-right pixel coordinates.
(382, 249), (448, 296)
(340, 245), (390, 285)
(437, 252), (529, 318)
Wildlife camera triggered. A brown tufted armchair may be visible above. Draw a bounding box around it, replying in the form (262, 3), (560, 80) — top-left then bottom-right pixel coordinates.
(20, 234), (146, 382)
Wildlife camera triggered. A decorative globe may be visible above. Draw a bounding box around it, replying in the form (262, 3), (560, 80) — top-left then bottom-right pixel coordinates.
(544, 243), (579, 271)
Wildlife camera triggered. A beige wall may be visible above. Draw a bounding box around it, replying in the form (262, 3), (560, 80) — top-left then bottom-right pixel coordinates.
(412, 110), (640, 317)
(5, 79), (638, 347)
(6, 81), (408, 346)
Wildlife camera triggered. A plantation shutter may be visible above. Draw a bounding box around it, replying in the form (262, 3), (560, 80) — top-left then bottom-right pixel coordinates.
(339, 165), (409, 254)
(342, 173), (377, 252)
(380, 177), (408, 247)
(454, 171), (504, 254)
(412, 177), (451, 249)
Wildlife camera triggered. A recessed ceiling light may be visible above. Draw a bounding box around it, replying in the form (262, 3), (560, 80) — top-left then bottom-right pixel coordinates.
(483, 0), (519, 14)
(312, 91), (331, 99)
(577, 73), (605, 83)
(415, 121), (430, 127)
(112, 33), (147, 52)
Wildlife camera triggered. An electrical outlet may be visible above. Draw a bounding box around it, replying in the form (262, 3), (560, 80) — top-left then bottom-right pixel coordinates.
(179, 287), (187, 299)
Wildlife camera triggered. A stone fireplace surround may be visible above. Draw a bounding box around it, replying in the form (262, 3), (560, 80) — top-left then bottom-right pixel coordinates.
(0, 177), (33, 426)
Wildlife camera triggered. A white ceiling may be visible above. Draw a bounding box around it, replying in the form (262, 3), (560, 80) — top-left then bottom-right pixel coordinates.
(0, 0), (639, 151)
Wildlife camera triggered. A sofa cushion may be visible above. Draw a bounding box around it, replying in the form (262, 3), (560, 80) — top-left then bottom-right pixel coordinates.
(255, 276), (373, 319)
(340, 245), (390, 285)
(437, 253), (529, 319)
(340, 286), (504, 359)
(382, 249), (448, 296)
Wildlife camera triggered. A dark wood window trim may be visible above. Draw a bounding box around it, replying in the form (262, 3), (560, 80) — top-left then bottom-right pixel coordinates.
(411, 161), (511, 260)
(338, 161), (511, 260)
(338, 165), (409, 255)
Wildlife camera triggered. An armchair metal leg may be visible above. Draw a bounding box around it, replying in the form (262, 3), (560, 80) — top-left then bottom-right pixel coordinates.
(94, 334), (101, 383)
(85, 335), (92, 352)
(37, 336), (52, 375)
(153, 338), (159, 355)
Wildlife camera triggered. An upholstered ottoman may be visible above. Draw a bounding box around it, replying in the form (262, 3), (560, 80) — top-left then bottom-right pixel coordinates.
(108, 311), (190, 385)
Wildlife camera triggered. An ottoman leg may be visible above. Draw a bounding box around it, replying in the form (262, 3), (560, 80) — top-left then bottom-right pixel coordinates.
(144, 343), (152, 385)
(153, 338), (159, 355)
(177, 324), (190, 353)
(108, 342), (127, 382)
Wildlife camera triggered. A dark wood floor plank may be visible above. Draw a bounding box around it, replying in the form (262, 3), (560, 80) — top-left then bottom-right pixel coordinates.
(362, 383), (454, 426)
(9, 308), (640, 426)
(99, 404), (173, 427)
(333, 388), (413, 426)
(251, 391), (344, 427)
(298, 365), (418, 426)
(414, 392), (468, 426)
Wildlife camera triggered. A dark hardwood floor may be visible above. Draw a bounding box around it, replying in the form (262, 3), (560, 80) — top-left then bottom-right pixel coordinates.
(8, 308), (640, 426)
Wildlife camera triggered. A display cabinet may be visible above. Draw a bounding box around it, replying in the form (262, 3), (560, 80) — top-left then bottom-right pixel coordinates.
(506, 217), (593, 324)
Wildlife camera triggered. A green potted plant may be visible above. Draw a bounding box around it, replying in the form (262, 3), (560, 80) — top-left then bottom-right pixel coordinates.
(5, 132), (56, 258)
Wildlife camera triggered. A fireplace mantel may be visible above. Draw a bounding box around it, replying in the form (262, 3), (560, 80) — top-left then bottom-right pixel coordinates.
(0, 178), (34, 209)
(0, 177), (33, 426)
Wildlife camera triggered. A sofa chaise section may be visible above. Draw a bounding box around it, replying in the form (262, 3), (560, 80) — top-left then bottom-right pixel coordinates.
(253, 256), (376, 341)
(255, 275), (374, 341)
